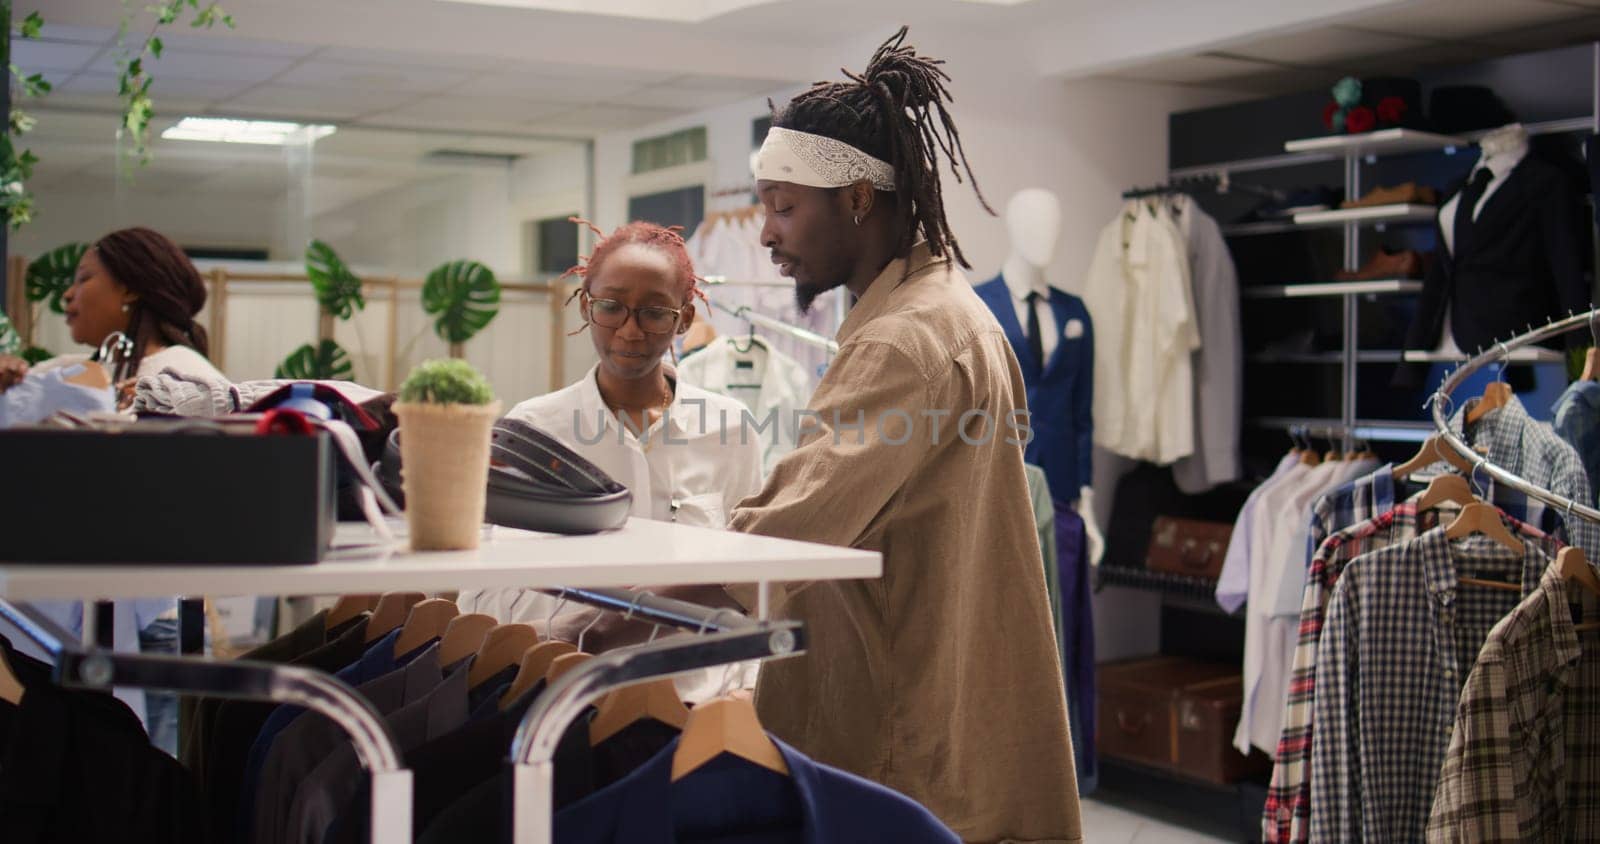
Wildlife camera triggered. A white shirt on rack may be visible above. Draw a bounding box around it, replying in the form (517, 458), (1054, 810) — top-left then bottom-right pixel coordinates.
(676, 336), (814, 477)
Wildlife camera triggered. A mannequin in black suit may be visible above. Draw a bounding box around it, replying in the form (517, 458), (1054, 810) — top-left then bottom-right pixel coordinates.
(1401, 124), (1589, 375)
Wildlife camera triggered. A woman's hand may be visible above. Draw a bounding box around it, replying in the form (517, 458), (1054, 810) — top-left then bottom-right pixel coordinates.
(0, 355), (27, 392)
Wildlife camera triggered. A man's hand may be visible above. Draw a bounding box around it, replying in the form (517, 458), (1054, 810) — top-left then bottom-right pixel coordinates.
(0, 355), (27, 392)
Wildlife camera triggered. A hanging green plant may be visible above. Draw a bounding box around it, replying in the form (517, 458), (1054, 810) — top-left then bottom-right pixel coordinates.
(275, 338), (353, 381)
(25, 241), (87, 314)
(304, 239), (364, 319)
(423, 259), (501, 349)
(19, 345), (51, 365)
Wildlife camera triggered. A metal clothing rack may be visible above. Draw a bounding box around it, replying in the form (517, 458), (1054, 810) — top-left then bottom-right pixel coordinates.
(1430, 308), (1600, 525)
(0, 584), (804, 844)
(704, 293), (841, 355)
(510, 587), (805, 844)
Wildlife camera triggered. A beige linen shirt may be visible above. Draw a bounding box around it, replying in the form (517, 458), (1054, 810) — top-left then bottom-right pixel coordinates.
(729, 243), (1082, 843)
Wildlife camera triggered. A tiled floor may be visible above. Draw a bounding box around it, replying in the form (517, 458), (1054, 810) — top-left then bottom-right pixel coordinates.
(1080, 797), (1237, 843)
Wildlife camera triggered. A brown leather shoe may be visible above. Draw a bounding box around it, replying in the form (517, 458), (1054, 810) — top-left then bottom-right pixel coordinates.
(1339, 182), (1438, 209)
(1334, 249), (1424, 281)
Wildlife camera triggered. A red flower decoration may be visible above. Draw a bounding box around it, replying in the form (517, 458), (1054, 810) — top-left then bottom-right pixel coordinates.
(1376, 95), (1407, 124)
(1345, 105), (1376, 134)
(1322, 101), (1339, 129)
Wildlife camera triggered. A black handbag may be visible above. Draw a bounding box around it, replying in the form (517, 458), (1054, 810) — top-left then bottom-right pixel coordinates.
(377, 417), (632, 535)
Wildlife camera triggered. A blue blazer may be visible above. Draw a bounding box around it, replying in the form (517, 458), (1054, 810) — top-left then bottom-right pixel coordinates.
(974, 275), (1094, 502)
(554, 734), (959, 843)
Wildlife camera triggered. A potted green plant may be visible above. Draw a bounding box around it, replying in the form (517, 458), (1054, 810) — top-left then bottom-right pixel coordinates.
(394, 358), (501, 550)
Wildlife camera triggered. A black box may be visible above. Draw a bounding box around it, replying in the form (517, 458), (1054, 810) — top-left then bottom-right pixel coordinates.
(0, 426), (335, 564)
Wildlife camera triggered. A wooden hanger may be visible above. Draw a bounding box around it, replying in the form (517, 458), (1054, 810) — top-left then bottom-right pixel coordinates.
(392, 598), (458, 658)
(544, 651), (592, 684)
(1416, 473), (1477, 512)
(1393, 435), (1477, 480)
(365, 592), (425, 642)
(0, 646), (24, 706)
(327, 595), (378, 632)
(1557, 547), (1600, 633)
(437, 613), (497, 667)
(590, 679), (690, 746)
(671, 695), (788, 782)
(468, 623), (539, 689)
(499, 640), (577, 709)
(1445, 502), (1526, 591)
(1466, 380), (1513, 425)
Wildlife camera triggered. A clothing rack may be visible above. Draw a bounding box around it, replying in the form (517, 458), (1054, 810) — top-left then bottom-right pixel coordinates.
(1121, 172), (1285, 201)
(0, 512), (882, 842)
(1430, 308), (1600, 525)
(0, 586), (800, 844)
(704, 291), (841, 355)
(510, 600), (805, 844)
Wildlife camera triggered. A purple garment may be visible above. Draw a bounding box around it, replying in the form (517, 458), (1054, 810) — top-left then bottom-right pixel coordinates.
(1054, 500), (1096, 791)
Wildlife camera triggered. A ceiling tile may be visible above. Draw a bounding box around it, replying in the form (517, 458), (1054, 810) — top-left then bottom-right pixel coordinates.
(86, 49), (299, 83)
(464, 71), (645, 104)
(13, 40), (103, 73)
(148, 32), (320, 58)
(1346, 0), (1589, 41)
(375, 94), (574, 123)
(272, 59), (476, 93)
(604, 83), (758, 110)
(35, 24), (117, 45)
(223, 85), (418, 119)
(1221, 27), (1435, 67)
(58, 72), (259, 101)
(529, 103), (681, 133)
(670, 73), (794, 93)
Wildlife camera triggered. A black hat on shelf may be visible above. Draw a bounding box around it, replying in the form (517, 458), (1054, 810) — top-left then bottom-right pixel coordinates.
(1428, 85), (1518, 135)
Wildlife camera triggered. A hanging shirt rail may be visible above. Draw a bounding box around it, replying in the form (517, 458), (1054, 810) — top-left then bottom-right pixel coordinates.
(704, 295), (841, 354)
(510, 619), (806, 844)
(1430, 308), (1600, 526)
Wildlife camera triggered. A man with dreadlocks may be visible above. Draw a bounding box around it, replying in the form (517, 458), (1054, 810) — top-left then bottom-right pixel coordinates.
(728, 27), (1083, 843)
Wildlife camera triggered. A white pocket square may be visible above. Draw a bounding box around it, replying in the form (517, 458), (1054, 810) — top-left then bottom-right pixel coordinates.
(1064, 318), (1084, 339)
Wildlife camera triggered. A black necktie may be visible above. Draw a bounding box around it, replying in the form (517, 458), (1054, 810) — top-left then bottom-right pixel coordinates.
(1025, 291), (1044, 370)
(1452, 168), (1494, 261)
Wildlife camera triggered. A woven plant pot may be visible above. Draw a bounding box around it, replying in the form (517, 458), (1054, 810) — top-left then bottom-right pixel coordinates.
(393, 400), (501, 550)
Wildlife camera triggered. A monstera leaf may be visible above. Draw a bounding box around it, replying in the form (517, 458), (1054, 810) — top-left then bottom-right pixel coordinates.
(275, 339), (353, 381)
(26, 242), (88, 314)
(305, 239), (365, 320)
(423, 260), (500, 346)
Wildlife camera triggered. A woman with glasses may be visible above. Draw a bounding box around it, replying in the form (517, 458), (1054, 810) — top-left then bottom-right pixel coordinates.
(459, 219), (763, 623)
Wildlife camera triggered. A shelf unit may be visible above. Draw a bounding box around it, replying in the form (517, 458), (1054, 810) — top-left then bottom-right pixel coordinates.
(1241, 279), (1422, 299)
(1221, 128), (1464, 446)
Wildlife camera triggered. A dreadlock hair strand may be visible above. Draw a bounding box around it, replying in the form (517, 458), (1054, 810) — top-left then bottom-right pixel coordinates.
(772, 26), (992, 268)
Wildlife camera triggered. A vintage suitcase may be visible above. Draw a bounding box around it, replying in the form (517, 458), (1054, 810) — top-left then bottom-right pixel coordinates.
(1098, 655), (1271, 785)
(1145, 517), (1233, 579)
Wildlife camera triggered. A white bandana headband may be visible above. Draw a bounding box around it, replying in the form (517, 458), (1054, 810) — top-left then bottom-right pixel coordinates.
(754, 127), (896, 192)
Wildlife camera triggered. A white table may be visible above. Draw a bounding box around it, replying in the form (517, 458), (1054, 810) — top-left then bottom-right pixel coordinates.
(0, 517), (881, 601)
(0, 518), (880, 844)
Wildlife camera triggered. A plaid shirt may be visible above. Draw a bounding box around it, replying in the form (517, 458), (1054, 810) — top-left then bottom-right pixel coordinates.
(1427, 560), (1600, 842)
(1308, 526), (1557, 842)
(1262, 398), (1582, 842)
(1450, 394), (1595, 559)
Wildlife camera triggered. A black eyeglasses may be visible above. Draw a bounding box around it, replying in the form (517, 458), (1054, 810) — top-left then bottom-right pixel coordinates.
(583, 295), (684, 335)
